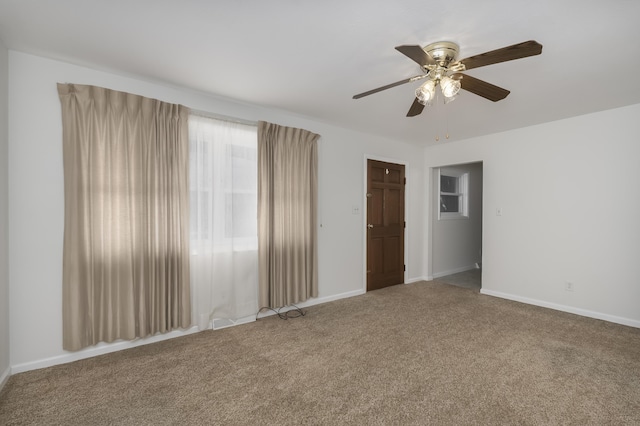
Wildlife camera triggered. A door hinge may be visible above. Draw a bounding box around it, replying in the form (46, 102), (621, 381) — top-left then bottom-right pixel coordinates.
(404, 221), (406, 228)
(404, 264), (406, 271)
(404, 177), (406, 185)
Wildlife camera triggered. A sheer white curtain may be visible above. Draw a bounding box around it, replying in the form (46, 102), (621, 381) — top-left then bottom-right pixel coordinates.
(189, 114), (258, 329)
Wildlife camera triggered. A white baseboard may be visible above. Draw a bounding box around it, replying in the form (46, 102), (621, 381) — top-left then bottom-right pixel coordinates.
(13, 289), (369, 374)
(0, 365), (10, 392)
(405, 276), (428, 284)
(11, 326), (202, 375)
(211, 315), (256, 330)
(257, 288), (366, 319)
(481, 289), (640, 329)
(297, 288), (366, 309)
(432, 264), (478, 279)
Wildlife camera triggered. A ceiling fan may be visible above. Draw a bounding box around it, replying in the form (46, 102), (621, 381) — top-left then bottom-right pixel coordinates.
(353, 40), (543, 117)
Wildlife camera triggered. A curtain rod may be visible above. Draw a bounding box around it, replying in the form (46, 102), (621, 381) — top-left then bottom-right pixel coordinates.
(189, 109), (257, 127)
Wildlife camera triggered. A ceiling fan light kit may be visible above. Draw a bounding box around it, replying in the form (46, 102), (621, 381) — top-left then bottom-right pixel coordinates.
(440, 76), (461, 98)
(353, 40), (543, 117)
(415, 80), (436, 105)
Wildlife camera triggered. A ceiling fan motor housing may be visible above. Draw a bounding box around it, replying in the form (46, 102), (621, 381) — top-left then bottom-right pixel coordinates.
(423, 41), (459, 68)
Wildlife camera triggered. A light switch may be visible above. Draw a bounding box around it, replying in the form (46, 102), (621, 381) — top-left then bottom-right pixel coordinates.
(496, 207), (503, 216)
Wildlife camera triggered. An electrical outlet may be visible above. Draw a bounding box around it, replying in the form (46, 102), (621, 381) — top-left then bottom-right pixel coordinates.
(564, 281), (574, 292)
(496, 207), (503, 216)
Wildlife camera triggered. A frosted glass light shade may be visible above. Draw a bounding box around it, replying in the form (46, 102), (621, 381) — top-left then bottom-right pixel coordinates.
(440, 76), (461, 98)
(415, 80), (436, 105)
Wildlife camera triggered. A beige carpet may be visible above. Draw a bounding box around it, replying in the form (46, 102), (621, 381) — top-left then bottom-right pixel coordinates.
(1, 281), (639, 425)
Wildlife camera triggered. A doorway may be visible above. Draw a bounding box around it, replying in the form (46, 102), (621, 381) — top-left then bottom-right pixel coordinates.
(430, 162), (483, 290)
(366, 159), (405, 291)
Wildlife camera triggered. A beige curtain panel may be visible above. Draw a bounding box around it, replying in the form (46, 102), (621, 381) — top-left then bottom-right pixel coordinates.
(257, 121), (320, 309)
(58, 84), (191, 351)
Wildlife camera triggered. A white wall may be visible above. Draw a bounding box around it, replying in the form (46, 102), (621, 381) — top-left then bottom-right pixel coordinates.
(8, 51), (425, 371)
(424, 104), (640, 327)
(0, 40), (10, 388)
(431, 162), (482, 277)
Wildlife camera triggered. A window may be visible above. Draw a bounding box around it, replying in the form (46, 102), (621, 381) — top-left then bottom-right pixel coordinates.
(439, 168), (468, 220)
(189, 115), (258, 251)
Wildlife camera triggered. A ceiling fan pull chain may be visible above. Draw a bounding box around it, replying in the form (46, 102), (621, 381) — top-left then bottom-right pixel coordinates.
(435, 91), (441, 141)
(445, 97), (451, 140)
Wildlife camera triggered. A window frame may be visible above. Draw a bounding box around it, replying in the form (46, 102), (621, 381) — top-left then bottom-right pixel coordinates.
(438, 168), (469, 220)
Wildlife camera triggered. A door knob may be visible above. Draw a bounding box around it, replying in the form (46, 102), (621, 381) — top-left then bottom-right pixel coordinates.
(367, 224), (374, 229)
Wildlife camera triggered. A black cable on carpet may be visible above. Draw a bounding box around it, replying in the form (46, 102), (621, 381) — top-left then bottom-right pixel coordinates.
(256, 305), (306, 321)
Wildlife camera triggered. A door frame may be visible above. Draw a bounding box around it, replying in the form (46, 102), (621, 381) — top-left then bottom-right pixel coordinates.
(427, 161), (484, 281)
(362, 154), (409, 292)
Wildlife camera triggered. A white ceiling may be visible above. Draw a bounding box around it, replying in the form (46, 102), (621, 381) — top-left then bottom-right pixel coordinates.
(1, 0), (639, 145)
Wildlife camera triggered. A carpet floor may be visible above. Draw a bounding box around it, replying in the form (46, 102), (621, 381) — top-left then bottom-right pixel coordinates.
(1, 281), (639, 425)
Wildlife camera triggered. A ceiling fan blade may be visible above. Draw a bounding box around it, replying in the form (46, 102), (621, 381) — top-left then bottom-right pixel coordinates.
(406, 98), (425, 117)
(353, 74), (428, 99)
(453, 73), (510, 102)
(456, 40), (542, 71)
(395, 45), (436, 67)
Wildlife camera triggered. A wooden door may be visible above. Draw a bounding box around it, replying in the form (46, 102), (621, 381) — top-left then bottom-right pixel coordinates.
(367, 159), (405, 291)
